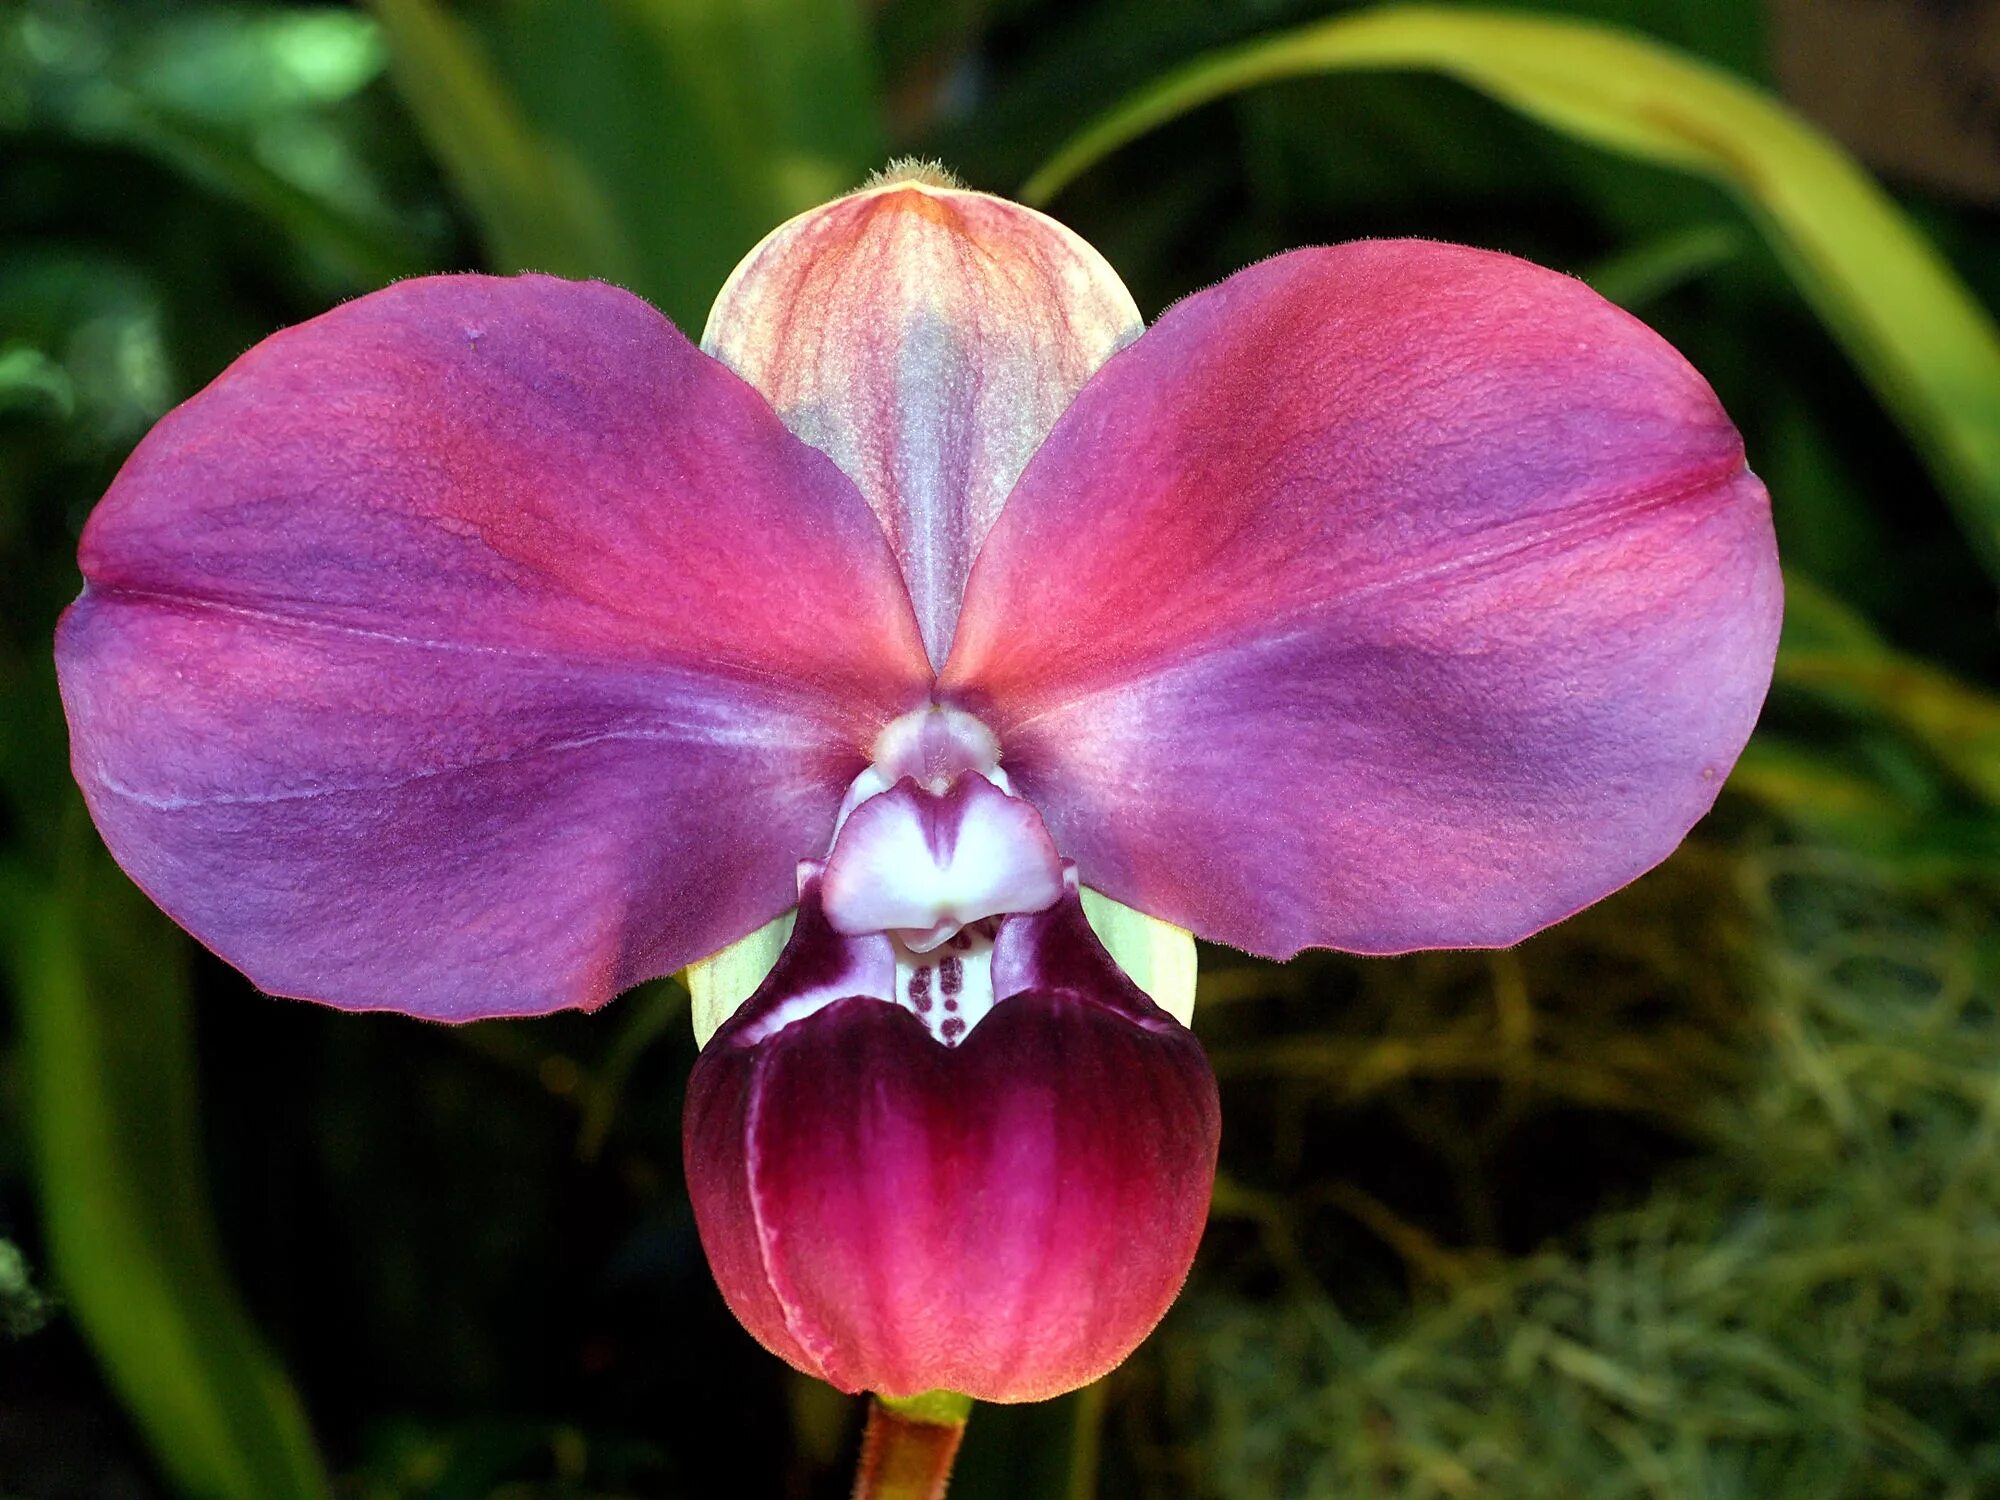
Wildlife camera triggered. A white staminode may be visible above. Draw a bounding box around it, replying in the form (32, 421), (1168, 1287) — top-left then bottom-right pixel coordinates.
(820, 704), (1061, 1044)
(821, 772), (1063, 953)
(683, 704), (1200, 1047)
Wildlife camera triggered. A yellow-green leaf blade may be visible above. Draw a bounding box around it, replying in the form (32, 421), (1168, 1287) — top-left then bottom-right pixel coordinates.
(0, 841), (330, 1500)
(366, 0), (638, 284)
(1024, 4), (2000, 582)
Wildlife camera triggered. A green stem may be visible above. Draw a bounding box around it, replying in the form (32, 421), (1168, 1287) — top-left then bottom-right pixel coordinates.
(852, 1391), (973, 1500)
(1066, 1381), (1107, 1500)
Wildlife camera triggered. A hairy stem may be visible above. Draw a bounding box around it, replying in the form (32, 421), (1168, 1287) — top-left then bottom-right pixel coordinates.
(852, 1391), (973, 1500)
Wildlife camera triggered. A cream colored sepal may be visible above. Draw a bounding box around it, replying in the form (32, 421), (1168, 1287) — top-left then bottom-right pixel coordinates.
(687, 908), (796, 1048)
(1080, 888), (1197, 1028)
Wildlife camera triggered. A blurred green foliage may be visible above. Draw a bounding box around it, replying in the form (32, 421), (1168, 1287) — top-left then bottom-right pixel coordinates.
(2, 835), (331, 1500)
(366, 0), (882, 331)
(2, 1), (1997, 1497)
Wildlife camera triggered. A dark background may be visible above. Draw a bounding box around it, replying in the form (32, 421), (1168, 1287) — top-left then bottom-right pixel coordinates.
(3, 1), (1999, 1496)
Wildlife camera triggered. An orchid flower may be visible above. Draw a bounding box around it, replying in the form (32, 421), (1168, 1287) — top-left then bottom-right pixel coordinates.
(54, 166), (1780, 1410)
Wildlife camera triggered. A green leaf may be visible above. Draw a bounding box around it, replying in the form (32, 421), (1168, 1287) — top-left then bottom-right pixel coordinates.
(1583, 221), (1746, 310)
(370, 0), (883, 331)
(1023, 4), (2000, 584)
(1726, 740), (2000, 875)
(0, 833), (331, 1500)
(3, 4), (431, 290)
(0, 1237), (54, 1338)
(127, 100), (430, 287)
(1775, 572), (2000, 810)
(365, 0), (640, 286)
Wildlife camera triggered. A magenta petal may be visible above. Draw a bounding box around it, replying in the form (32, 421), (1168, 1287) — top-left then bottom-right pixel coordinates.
(685, 881), (1218, 1401)
(57, 274), (931, 1019)
(942, 241), (1782, 956)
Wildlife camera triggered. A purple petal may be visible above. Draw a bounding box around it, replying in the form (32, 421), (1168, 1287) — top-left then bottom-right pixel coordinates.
(58, 274), (931, 1019)
(702, 179), (1142, 669)
(685, 877), (1218, 1401)
(942, 241), (1781, 956)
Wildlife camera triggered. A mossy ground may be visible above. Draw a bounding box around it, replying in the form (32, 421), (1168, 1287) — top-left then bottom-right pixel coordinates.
(1094, 832), (2000, 1498)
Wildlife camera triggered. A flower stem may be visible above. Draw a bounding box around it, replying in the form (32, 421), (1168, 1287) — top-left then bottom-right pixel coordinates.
(852, 1390), (973, 1500)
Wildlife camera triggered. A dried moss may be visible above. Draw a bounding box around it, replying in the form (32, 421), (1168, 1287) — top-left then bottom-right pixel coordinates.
(1131, 836), (2000, 1499)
